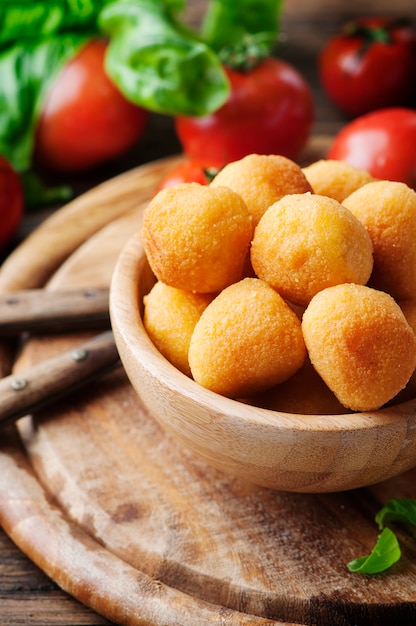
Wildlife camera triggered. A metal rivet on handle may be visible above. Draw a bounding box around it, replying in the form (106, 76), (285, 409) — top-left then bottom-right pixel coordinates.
(72, 348), (88, 362)
(11, 378), (27, 391)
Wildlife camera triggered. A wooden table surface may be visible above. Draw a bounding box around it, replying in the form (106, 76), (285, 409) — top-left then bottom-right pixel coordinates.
(0, 1), (414, 624)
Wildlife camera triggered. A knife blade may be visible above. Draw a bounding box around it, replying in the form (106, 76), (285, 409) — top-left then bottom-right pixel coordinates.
(0, 287), (110, 334)
(0, 330), (121, 428)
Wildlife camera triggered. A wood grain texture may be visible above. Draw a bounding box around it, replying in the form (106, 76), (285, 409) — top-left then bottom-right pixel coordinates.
(0, 426), (112, 626)
(0, 153), (416, 625)
(282, 0), (414, 17)
(0, 287), (110, 334)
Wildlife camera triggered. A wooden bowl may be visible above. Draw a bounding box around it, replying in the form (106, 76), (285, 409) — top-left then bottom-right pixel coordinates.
(110, 232), (416, 493)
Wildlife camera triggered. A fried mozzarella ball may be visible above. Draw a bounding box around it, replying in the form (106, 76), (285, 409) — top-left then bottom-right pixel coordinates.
(395, 298), (416, 400)
(141, 183), (253, 293)
(251, 193), (373, 306)
(302, 159), (374, 203)
(188, 278), (306, 398)
(210, 153), (312, 226)
(241, 359), (350, 415)
(143, 281), (214, 376)
(302, 284), (416, 411)
(343, 180), (416, 301)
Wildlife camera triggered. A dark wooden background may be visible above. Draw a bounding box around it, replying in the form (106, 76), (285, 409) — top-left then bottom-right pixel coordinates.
(1, 0), (415, 623)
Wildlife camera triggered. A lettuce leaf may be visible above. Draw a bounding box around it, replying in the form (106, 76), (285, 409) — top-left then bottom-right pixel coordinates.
(0, 1), (105, 47)
(0, 34), (90, 171)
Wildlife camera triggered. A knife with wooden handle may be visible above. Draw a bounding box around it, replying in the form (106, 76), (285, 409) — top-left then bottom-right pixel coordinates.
(0, 330), (120, 428)
(0, 286), (110, 334)
(0, 287), (121, 428)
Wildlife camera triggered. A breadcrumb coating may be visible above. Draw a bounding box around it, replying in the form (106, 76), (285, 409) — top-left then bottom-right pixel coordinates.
(343, 180), (416, 300)
(211, 153), (312, 226)
(143, 281), (214, 376)
(302, 159), (374, 203)
(251, 192), (373, 306)
(142, 183), (253, 293)
(189, 278), (306, 398)
(302, 284), (416, 411)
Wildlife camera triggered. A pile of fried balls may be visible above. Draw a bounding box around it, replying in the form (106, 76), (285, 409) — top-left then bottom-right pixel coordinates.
(141, 154), (416, 413)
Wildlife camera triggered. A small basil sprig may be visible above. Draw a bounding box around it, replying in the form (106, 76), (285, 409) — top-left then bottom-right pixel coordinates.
(347, 498), (416, 574)
(347, 527), (401, 574)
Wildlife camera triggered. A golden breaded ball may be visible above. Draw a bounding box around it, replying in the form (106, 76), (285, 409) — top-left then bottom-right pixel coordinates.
(251, 193), (373, 306)
(396, 298), (416, 400)
(210, 153), (312, 226)
(241, 359), (350, 415)
(400, 298), (416, 335)
(343, 180), (416, 300)
(143, 281), (214, 376)
(142, 183), (253, 293)
(302, 284), (416, 411)
(302, 159), (374, 203)
(189, 278), (306, 398)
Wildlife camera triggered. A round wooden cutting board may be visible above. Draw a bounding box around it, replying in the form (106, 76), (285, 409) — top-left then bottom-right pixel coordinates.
(1, 143), (416, 626)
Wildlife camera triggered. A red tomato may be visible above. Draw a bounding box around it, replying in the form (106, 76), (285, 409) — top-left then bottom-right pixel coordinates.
(35, 40), (148, 172)
(328, 108), (416, 190)
(319, 17), (416, 117)
(175, 57), (314, 165)
(156, 160), (220, 192)
(0, 156), (24, 250)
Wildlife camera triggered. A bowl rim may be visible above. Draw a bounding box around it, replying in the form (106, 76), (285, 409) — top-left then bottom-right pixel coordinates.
(110, 232), (416, 436)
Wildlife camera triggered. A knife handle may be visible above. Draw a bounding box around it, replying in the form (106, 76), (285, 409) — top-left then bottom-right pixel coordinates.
(0, 331), (120, 428)
(0, 287), (110, 334)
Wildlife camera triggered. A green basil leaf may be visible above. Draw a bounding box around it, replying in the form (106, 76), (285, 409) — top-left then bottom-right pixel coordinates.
(347, 528), (401, 574)
(376, 498), (416, 530)
(0, 1), (104, 47)
(0, 34), (89, 172)
(201, 0), (283, 62)
(99, 0), (230, 116)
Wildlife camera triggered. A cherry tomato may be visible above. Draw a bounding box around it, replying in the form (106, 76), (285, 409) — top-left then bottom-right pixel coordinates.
(0, 156), (24, 250)
(328, 108), (416, 190)
(175, 57), (314, 165)
(35, 40), (149, 172)
(156, 160), (219, 192)
(319, 17), (416, 117)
